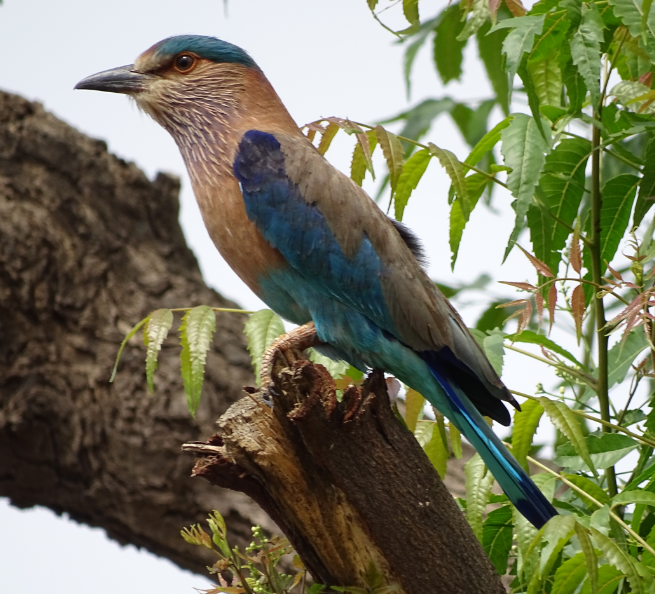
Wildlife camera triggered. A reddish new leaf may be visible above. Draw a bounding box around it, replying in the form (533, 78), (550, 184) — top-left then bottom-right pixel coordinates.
(548, 283), (557, 334)
(536, 291), (544, 328)
(571, 284), (585, 343)
(540, 345), (555, 360)
(518, 299), (533, 334)
(499, 281), (537, 291)
(607, 263), (623, 281)
(503, 0), (526, 16)
(518, 244), (554, 278)
(489, 0), (502, 21)
(571, 229), (582, 275)
(497, 299), (528, 308)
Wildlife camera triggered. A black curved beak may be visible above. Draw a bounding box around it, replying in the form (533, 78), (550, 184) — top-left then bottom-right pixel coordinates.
(75, 64), (150, 94)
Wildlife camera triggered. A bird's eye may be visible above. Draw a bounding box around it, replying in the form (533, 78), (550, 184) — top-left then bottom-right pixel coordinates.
(174, 54), (196, 73)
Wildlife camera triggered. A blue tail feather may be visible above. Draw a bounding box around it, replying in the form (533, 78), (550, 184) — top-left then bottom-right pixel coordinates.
(422, 358), (558, 529)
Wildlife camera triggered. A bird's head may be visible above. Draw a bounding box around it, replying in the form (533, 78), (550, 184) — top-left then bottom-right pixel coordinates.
(76, 35), (262, 140)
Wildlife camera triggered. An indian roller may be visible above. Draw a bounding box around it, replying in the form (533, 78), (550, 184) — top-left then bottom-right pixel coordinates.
(76, 35), (557, 529)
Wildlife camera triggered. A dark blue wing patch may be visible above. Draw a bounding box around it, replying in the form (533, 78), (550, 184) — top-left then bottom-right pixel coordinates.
(234, 130), (393, 330)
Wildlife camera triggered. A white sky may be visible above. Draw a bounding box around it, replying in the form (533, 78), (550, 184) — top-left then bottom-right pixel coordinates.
(0, 1), (559, 592)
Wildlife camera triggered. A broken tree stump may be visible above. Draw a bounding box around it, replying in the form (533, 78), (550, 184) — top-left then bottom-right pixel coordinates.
(184, 342), (506, 594)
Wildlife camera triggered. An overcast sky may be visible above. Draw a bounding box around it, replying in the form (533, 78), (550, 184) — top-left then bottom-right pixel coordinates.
(0, 1), (552, 592)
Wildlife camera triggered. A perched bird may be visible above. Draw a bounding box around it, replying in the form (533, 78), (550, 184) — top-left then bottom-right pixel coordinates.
(76, 35), (557, 528)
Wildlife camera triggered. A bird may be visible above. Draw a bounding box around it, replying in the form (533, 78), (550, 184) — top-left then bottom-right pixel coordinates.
(76, 35), (557, 529)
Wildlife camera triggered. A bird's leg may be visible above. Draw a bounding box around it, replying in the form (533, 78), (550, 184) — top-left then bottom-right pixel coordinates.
(260, 322), (318, 402)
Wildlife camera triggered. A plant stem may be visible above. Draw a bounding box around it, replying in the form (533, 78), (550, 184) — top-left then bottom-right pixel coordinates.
(590, 123), (618, 497)
(512, 390), (655, 448)
(525, 455), (655, 557)
(504, 344), (597, 388)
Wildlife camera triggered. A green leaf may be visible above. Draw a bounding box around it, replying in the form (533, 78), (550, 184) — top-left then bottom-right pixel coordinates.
(457, 0), (489, 42)
(308, 349), (349, 380)
(482, 506), (514, 575)
(244, 309), (285, 384)
(527, 50), (563, 108)
(178, 305), (216, 416)
(518, 60), (549, 143)
(529, 137), (590, 276)
(449, 173), (487, 269)
(513, 399), (545, 471)
(351, 130), (378, 186)
(599, 174), (640, 270)
(465, 116), (512, 167)
(403, 17), (440, 97)
(317, 122), (340, 156)
(434, 3), (466, 84)
(565, 474), (610, 508)
(532, 471), (559, 503)
(552, 552), (592, 594)
(506, 330), (584, 367)
(394, 149), (431, 221)
(404, 387), (425, 433)
(477, 21), (510, 115)
(449, 422), (462, 458)
(428, 143), (469, 218)
(375, 126), (404, 195)
(541, 396), (597, 475)
(380, 98), (456, 157)
(607, 329), (649, 388)
(482, 329), (505, 377)
(642, 523), (655, 567)
(144, 308), (174, 393)
(532, 515), (576, 589)
(449, 100), (497, 148)
(562, 58), (587, 114)
(402, 0), (419, 25)
(608, 0), (645, 37)
(555, 434), (639, 472)
(609, 80), (655, 115)
(501, 114), (552, 260)
(513, 504), (539, 579)
(423, 419), (449, 478)
(591, 528), (652, 594)
(110, 316), (149, 383)
(612, 490), (655, 508)
(634, 135), (655, 226)
(569, 3), (605, 109)
(579, 564), (624, 594)
(465, 453), (495, 541)
(575, 522), (600, 594)
(492, 14), (546, 102)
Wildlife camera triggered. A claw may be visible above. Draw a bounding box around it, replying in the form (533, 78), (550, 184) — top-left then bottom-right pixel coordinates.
(260, 322), (318, 399)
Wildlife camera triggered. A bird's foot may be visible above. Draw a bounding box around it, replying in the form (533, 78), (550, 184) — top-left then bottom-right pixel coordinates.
(260, 322), (318, 403)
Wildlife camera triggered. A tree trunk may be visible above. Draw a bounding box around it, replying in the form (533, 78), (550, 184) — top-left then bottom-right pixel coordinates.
(0, 89), (272, 575)
(0, 90), (504, 592)
(185, 328), (505, 594)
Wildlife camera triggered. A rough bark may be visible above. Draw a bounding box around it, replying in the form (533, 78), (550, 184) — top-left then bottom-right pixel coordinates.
(186, 331), (506, 594)
(0, 89), (274, 575)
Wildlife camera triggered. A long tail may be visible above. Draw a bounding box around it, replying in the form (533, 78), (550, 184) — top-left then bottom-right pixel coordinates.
(423, 363), (557, 529)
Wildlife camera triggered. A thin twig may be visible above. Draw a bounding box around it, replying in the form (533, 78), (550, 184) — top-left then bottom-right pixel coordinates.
(512, 390), (655, 449)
